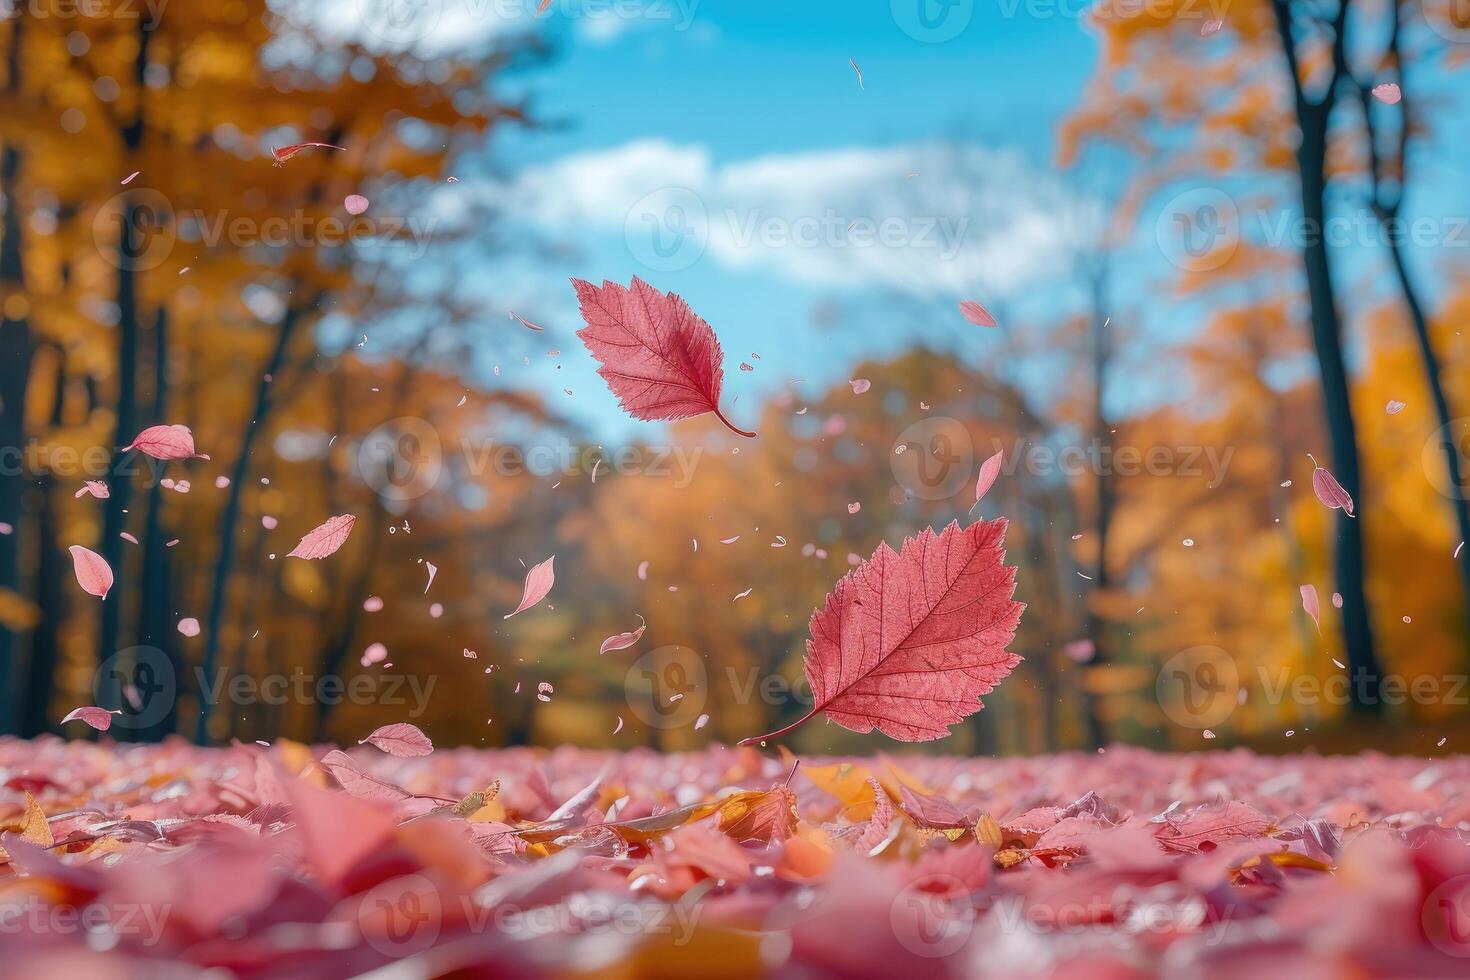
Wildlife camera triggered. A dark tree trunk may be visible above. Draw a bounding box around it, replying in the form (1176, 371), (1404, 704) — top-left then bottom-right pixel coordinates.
(0, 143), (30, 734)
(196, 300), (312, 741)
(18, 355), (66, 737)
(1271, 0), (1382, 709)
(135, 307), (179, 740)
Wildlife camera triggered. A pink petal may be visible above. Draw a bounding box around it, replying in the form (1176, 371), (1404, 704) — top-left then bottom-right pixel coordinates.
(505, 556), (555, 619)
(359, 722), (433, 757)
(599, 615), (646, 655)
(360, 642), (388, 666)
(123, 423), (206, 461)
(1299, 585), (1321, 633)
(75, 481), (110, 499)
(344, 194), (369, 215)
(958, 300), (998, 327)
(69, 545), (113, 599)
(62, 706), (116, 731)
(177, 617), (201, 637)
(849, 379), (871, 394)
(1372, 82), (1402, 105)
(287, 514), (356, 559)
(1385, 400), (1406, 415)
(970, 449), (1005, 509)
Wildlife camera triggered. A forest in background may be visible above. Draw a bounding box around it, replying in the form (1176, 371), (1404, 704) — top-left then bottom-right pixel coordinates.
(0, 0), (1467, 755)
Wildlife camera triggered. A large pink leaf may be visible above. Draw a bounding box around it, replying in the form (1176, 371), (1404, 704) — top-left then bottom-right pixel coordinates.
(69, 545), (114, 599)
(287, 514), (356, 560)
(505, 555), (555, 619)
(359, 723), (434, 758)
(122, 423), (207, 460)
(572, 277), (755, 438)
(740, 518), (1024, 744)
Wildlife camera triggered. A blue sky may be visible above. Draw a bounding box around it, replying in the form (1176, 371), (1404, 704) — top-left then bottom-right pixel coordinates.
(442, 2), (1103, 438)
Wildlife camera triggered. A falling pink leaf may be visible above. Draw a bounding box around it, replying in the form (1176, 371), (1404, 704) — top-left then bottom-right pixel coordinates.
(62, 706), (116, 731)
(505, 556), (555, 619)
(122, 423), (207, 461)
(599, 615), (646, 655)
(69, 545), (113, 599)
(849, 57), (864, 90)
(1308, 455), (1355, 517)
(360, 643), (388, 667)
(120, 532), (139, 545)
(849, 379), (871, 394)
(270, 141), (346, 164)
(121, 171), (140, 185)
(509, 310), (545, 332)
(1200, 18), (1223, 36)
(572, 277), (755, 437)
(537, 681), (554, 702)
(733, 587), (752, 601)
(1372, 82), (1402, 105)
(1299, 585), (1321, 633)
(739, 518), (1024, 744)
(969, 449), (1005, 511)
(344, 194), (369, 215)
(287, 514), (356, 559)
(177, 617), (201, 638)
(847, 502), (861, 515)
(1386, 400), (1406, 415)
(958, 300), (998, 327)
(75, 481), (110, 499)
(424, 561), (438, 593)
(1332, 592), (1344, 608)
(359, 722), (433, 758)
(637, 560), (649, 580)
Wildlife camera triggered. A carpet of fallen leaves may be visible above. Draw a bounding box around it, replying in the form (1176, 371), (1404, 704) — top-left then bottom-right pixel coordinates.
(3, 739), (1470, 978)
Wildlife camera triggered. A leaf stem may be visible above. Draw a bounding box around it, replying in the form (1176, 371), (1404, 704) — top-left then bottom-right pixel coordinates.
(737, 707), (818, 746)
(713, 404), (757, 439)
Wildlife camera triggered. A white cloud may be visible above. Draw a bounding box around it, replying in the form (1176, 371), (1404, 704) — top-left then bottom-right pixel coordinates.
(491, 137), (1092, 298)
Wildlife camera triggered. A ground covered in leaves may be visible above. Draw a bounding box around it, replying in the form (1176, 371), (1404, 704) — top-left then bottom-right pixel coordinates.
(3, 739), (1470, 977)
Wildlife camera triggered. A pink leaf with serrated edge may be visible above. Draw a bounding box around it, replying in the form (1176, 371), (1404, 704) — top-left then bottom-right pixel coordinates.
(969, 449), (1004, 511)
(599, 615), (645, 654)
(1309, 456), (1355, 517)
(958, 300), (997, 327)
(62, 706), (116, 731)
(287, 514), (356, 559)
(739, 518), (1024, 744)
(359, 723), (434, 758)
(122, 423), (208, 460)
(1300, 584), (1321, 633)
(505, 555), (555, 619)
(69, 545), (113, 598)
(572, 277), (754, 438)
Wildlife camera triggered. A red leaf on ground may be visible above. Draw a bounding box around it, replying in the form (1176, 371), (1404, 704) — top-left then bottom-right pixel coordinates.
(287, 514), (356, 560)
(360, 723), (434, 758)
(740, 518), (1024, 744)
(572, 276), (755, 437)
